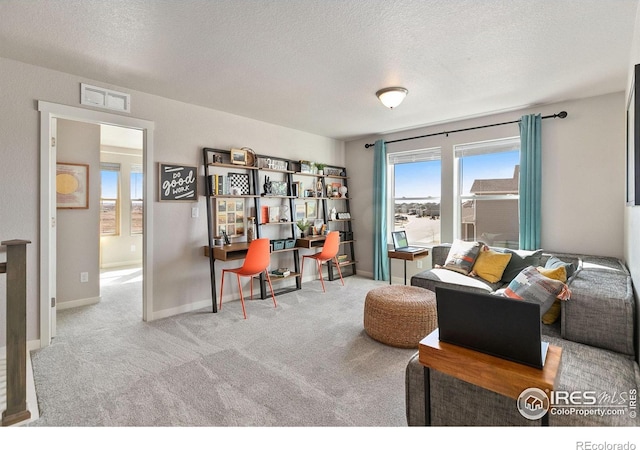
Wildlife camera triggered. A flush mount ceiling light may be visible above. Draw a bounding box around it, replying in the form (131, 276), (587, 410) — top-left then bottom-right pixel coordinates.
(376, 87), (408, 109)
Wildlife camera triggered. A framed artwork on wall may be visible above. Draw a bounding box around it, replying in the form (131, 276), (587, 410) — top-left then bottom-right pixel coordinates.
(216, 198), (245, 237)
(56, 162), (89, 209)
(627, 63), (640, 206)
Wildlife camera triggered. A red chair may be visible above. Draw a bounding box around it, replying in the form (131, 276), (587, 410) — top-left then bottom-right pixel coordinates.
(219, 238), (277, 319)
(301, 231), (344, 292)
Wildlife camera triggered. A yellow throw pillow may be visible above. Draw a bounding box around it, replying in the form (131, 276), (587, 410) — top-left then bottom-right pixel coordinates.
(537, 266), (568, 324)
(470, 248), (512, 283)
(537, 265), (567, 283)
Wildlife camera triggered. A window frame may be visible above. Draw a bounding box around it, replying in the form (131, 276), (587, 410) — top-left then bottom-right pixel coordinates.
(100, 162), (121, 237)
(130, 164), (143, 235)
(387, 147), (442, 248)
(454, 136), (520, 245)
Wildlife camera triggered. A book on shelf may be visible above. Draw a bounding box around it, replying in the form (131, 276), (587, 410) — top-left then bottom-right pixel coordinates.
(271, 268), (291, 278)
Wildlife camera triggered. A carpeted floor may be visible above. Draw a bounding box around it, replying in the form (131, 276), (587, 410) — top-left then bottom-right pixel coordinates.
(28, 269), (417, 427)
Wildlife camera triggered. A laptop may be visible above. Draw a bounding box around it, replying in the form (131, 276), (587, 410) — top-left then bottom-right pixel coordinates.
(391, 231), (423, 253)
(435, 287), (549, 369)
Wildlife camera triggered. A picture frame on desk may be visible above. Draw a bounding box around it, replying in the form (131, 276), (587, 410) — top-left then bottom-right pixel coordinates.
(216, 198), (245, 237)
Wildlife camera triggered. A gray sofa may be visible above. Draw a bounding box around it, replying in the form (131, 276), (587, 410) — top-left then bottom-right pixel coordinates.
(405, 243), (640, 426)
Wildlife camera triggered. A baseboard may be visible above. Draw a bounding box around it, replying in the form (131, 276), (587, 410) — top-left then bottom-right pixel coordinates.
(56, 296), (101, 311)
(151, 299), (212, 321)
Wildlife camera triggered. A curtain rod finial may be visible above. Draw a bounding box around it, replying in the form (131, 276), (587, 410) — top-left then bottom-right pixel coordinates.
(558, 111), (568, 118)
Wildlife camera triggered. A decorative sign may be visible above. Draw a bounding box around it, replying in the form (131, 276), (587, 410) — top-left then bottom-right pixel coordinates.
(159, 163), (197, 201)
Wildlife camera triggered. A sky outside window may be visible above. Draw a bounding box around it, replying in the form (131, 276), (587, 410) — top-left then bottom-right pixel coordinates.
(394, 160), (441, 198)
(101, 170), (118, 197)
(460, 150), (519, 195)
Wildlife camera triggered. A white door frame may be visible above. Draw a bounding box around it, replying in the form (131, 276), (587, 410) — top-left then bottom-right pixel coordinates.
(38, 101), (155, 348)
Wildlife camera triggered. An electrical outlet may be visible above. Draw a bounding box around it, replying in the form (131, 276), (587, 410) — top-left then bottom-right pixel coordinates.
(80, 272), (89, 283)
(131, 244), (136, 252)
(191, 207), (199, 218)
(416, 260), (423, 269)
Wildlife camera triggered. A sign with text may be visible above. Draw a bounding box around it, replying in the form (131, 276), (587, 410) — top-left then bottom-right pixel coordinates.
(159, 163), (197, 201)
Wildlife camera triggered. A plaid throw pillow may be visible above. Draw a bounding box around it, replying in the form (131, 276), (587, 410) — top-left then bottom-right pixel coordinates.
(443, 240), (482, 275)
(503, 266), (571, 317)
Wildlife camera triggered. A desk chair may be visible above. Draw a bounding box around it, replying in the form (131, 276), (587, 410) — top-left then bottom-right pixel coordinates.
(220, 238), (277, 319)
(301, 231), (344, 292)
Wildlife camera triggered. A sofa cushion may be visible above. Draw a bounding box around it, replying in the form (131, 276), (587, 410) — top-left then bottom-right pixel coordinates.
(411, 268), (500, 294)
(442, 239), (483, 275)
(499, 249), (543, 283)
(503, 266), (571, 317)
(470, 247), (512, 283)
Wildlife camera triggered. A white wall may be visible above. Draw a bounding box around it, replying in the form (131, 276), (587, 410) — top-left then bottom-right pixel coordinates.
(346, 92), (626, 279)
(56, 119), (101, 307)
(0, 56), (344, 346)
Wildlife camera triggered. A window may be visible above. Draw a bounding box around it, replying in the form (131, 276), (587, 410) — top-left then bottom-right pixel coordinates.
(455, 137), (520, 249)
(100, 162), (120, 236)
(388, 148), (441, 246)
(130, 164), (143, 235)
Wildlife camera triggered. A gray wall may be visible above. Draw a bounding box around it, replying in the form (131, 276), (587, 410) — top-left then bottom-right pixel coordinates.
(346, 92), (626, 281)
(0, 56), (344, 347)
(56, 119), (101, 306)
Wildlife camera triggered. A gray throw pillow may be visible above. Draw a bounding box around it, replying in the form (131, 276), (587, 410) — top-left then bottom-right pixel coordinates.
(545, 256), (577, 279)
(499, 249), (543, 283)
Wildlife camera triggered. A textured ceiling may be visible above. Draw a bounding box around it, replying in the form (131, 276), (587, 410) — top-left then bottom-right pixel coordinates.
(0, 0), (637, 141)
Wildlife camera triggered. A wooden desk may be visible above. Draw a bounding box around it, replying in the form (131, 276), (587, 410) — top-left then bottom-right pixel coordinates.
(388, 249), (429, 285)
(295, 236), (326, 249)
(418, 329), (562, 425)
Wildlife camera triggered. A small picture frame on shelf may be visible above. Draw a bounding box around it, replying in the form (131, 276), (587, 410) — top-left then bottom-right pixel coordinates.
(305, 201), (317, 219)
(230, 148), (247, 165)
(228, 172), (250, 195)
(270, 181), (288, 196)
(295, 204), (306, 221)
(269, 206), (280, 223)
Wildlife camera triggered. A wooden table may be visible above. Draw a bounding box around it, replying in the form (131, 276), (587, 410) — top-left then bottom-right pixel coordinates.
(387, 249), (429, 285)
(418, 329), (562, 425)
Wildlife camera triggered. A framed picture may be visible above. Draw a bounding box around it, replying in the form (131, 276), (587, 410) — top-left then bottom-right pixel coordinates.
(271, 181), (288, 196)
(229, 172), (250, 195)
(305, 201), (317, 219)
(56, 162), (89, 209)
(159, 163), (197, 201)
(627, 63), (640, 206)
(295, 204), (306, 221)
(216, 198), (245, 237)
(231, 147), (247, 165)
(269, 206), (280, 223)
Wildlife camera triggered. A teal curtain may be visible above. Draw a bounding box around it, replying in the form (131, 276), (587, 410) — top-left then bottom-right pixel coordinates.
(519, 114), (542, 250)
(373, 139), (389, 280)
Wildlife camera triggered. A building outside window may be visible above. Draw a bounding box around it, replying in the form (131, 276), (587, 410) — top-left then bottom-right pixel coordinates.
(130, 164), (143, 235)
(100, 162), (120, 236)
(455, 137), (520, 249)
(388, 148), (441, 246)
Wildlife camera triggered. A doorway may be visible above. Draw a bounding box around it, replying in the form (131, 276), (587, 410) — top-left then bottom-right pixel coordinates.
(39, 101), (155, 348)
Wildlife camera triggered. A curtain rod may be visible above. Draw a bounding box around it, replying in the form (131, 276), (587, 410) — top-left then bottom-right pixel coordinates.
(363, 111), (568, 148)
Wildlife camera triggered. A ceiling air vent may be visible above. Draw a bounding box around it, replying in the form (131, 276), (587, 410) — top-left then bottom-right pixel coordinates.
(80, 83), (131, 113)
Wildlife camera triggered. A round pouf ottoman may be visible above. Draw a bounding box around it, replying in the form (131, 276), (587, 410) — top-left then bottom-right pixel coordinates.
(363, 285), (437, 348)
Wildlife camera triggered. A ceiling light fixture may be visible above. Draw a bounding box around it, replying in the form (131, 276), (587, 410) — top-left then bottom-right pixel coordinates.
(376, 87), (408, 109)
